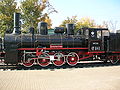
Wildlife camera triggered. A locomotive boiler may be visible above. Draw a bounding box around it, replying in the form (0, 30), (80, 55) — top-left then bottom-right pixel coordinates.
(0, 13), (120, 67)
(4, 23), (86, 48)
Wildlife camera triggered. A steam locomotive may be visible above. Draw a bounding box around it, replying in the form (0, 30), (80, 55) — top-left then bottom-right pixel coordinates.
(0, 13), (120, 67)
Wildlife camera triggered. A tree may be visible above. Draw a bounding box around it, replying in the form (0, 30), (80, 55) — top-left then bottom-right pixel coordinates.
(59, 16), (77, 27)
(0, 14), (10, 36)
(44, 16), (52, 29)
(59, 16), (96, 30)
(96, 20), (118, 32)
(20, 0), (57, 32)
(76, 17), (95, 29)
(0, 0), (18, 36)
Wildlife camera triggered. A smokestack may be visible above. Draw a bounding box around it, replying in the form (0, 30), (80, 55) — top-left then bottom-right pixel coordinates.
(66, 24), (75, 35)
(12, 13), (21, 34)
(38, 21), (48, 35)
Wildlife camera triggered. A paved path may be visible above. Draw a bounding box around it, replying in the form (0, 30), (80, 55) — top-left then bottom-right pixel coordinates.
(0, 66), (120, 90)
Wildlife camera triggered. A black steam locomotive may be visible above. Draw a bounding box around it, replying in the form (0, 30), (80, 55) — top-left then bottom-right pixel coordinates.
(0, 13), (120, 67)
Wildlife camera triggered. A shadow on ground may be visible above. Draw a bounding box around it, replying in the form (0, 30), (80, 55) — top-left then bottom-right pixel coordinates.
(1, 61), (120, 71)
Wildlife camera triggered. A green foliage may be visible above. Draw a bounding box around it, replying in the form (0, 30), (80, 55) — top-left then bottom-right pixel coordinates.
(60, 16), (77, 27)
(20, 0), (57, 32)
(0, 14), (9, 37)
(76, 17), (95, 29)
(20, 0), (41, 31)
(60, 16), (96, 30)
(0, 0), (18, 37)
(0, 0), (57, 36)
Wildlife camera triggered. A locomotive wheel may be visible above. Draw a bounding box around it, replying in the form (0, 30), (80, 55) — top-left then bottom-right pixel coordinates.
(52, 53), (65, 66)
(37, 52), (50, 67)
(66, 52), (79, 66)
(22, 53), (35, 67)
(109, 56), (119, 64)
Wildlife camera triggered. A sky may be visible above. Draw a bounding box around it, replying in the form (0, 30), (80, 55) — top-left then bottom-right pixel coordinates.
(17, 0), (120, 31)
(48, 0), (120, 31)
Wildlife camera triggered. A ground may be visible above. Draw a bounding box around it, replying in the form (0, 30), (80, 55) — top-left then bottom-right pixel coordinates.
(0, 66), (120, 90)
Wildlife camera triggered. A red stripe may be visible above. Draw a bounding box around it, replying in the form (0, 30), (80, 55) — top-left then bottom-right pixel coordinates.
(79, 54), (93, 60)
(50, 45), (63, 48)
(88, 51), (105, 53)
(112, 51), (120, 53)
(18, 48), (88, 50)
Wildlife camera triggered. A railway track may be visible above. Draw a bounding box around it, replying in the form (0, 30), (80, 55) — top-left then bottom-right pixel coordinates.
(0, 61), (120, 71)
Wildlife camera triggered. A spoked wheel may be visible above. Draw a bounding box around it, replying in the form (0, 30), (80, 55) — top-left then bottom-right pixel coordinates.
(66, 52), (79, 66)
(21, 53), (35, 67)
(109, 56), (119, 64)
(37, 52), (50, 67)
(52, 53), (65, 66)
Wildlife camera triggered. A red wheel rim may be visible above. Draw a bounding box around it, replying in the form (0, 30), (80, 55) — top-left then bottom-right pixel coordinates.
(22, 60), (34, 67)
(52, 53), (65, 66)
(21, 53), (34, 67)
(66, 52), (79, 66)
(37, 53), (50, 67)
(109, 56), (119, 64)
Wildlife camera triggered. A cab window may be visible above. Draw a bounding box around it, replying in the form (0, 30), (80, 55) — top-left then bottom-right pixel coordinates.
(102, 30), (109, 37)
(97, 30), (102, 39)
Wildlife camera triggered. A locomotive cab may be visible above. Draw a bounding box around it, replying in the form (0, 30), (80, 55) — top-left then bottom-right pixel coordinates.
(88, 28), (109, 52)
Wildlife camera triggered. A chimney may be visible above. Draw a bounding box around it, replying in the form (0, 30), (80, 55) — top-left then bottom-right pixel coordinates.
(12, 13), (21, 34)
(66, 24), (75, 35)
(38, 21), (48, 35)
